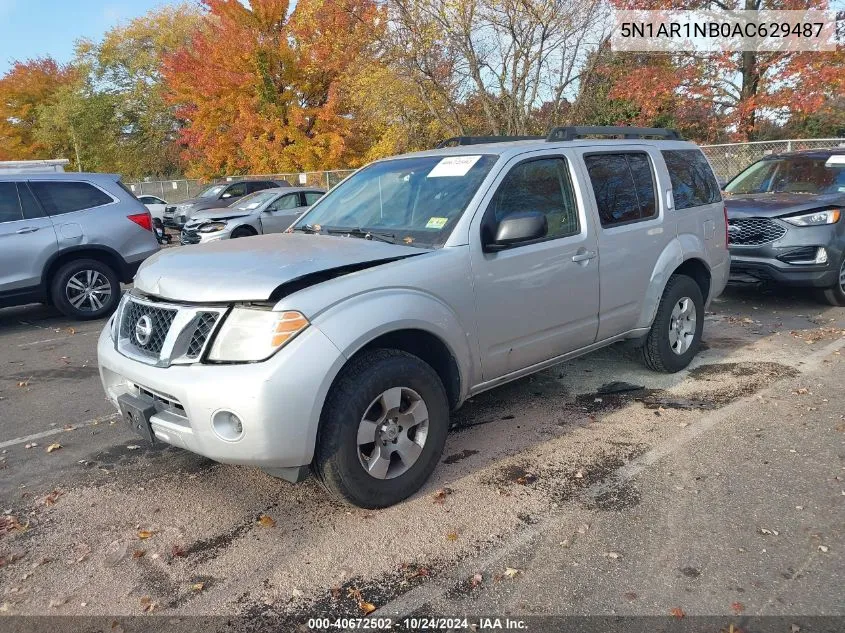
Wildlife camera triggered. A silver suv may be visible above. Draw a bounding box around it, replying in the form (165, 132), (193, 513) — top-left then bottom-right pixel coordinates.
(98, 127), (728, 508)
(0, 173), (159, 319)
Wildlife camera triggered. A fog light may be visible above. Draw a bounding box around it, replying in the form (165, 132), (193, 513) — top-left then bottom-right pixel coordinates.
(814, 247), (828, 264)
(212, 410), (244, 441)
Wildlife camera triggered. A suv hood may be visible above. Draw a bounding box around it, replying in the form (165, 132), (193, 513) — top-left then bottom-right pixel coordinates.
(134, 233), (424, 302)
(725, 192), (845, 219)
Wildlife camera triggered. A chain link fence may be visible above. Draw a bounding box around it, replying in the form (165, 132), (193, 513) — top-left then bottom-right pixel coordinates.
(125, 169), (356, 203)
(127, 139), (845, 202)
(700, 138), (845, 182)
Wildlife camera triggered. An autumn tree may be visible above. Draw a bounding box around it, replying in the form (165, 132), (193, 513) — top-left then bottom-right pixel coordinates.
(163, 0), (384, 177)
(76, 3), (203, 177)
(0, 58), (78, 161)
(605, 0), (845, 140)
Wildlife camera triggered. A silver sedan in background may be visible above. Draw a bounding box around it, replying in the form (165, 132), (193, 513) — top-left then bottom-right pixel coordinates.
(180, 187), (325, 245)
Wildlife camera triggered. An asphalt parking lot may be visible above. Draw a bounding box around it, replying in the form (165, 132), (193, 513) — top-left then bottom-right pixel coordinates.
(1, 283), (844, 627)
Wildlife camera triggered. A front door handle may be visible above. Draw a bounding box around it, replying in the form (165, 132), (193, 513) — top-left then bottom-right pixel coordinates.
(571, 249), (597, 262)
(16, 227), (39, 234)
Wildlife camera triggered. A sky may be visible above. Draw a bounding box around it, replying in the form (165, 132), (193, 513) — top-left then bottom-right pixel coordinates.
(0, 0), (186, 75)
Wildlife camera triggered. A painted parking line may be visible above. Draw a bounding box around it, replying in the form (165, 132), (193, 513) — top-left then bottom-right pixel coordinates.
(16, 330), (96, 347)
(0, 413), (120, 450)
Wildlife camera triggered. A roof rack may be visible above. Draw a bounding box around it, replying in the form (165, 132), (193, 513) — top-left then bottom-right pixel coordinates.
(546, 126), (682, 142)
(436, 135), (543, 149)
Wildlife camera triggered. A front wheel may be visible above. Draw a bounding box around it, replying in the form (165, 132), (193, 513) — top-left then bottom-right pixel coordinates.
(640, 274), (704, 373)
(820, 255), (845, 306)
(313, 349), (450, 508)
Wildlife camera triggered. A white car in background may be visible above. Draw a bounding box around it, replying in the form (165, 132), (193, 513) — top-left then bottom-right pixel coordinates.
(138, 195), (168, 223)
(180, 187), (325, 244)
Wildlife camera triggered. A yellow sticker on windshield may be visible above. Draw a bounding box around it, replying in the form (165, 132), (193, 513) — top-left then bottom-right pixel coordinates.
(426, 217), (448, 229)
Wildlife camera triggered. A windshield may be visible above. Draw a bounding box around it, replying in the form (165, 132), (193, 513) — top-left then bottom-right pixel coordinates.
(725, 157), (845, 195)
(233, 191), (277, 210)
(294, 154), (498, 247)
(198, 184), (226, 198)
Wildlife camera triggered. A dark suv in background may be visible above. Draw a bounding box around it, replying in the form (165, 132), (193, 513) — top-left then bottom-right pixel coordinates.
(724, 149), (845, 305)
(0, 173), (159, 319)
(163, 179), (289, 228)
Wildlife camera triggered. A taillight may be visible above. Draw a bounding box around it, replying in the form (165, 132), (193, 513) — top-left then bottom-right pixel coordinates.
(128, 211), (152, 232)
(723, 204), (729, 247)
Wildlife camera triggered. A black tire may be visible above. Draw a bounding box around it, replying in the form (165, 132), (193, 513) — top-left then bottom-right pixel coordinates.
(640, 274), (704, 373)
(313, 349), (450, 508)
(819, 255), (845, 306)
(50, 259), (120, 320)
(230, 226), (257, 239)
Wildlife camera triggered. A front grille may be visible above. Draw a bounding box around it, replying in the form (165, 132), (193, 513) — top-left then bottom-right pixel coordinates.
(116, 296), (226, 366)
(728, 218), (787, 246)
(163, 206), (176, 218)
(119, 300), (177, 355)
(187, 312), (219, 358)
(180, 229), (201, 245)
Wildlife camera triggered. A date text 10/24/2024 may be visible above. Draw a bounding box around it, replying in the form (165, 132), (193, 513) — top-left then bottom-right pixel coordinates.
(307, 617), (528, 630)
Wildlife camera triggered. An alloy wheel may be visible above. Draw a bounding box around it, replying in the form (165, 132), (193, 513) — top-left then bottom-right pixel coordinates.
(668, 296), (697, 355)
(356, 386), (429, 480)
(65, 269), (112, 313)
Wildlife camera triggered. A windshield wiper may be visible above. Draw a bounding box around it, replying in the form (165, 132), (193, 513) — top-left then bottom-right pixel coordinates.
(292, 224), (321, 234)
(325, 227), (396, 244)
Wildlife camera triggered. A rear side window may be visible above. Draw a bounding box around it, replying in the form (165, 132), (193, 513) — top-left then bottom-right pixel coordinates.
(487, 157), (580, 240)
(303, 191), (323, 205)
(270, 193), (300, 211)
(585, 152), (657, 227)
(661, 150), (722, 209)
(29, 181), (113, 215)
(18, 182), (45, 219)
(0, 182), (23, 223)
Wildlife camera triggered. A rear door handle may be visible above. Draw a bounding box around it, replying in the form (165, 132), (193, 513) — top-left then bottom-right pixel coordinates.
(16, 227), (39, 234)
(571, 250), (597, 262)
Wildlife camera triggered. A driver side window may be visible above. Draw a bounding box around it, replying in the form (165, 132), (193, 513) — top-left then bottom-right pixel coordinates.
(485, 157), (579, 241)
(223, 183), (246, 198)
(268, 194), (300, 211)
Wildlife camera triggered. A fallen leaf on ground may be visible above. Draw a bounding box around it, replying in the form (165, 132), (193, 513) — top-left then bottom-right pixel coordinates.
(137, 530), (155, 539)
(17, 378), (32, 388)
(170, 545), (186, 557)
(45, 443), (62, 453)
(515, 473), (537, 485)
(794, 387), (810, 395)
(471, 573), (483, 588)
(432, 487), (453, 503)
(359, 600), (377, 615)
(257, 515), (276, 528)
(574, 470), (584, 479)
(670, 607), (686, 619)
(62, 424), (75, 431)
(191, 582), (204, 591)
(446, 531), (458, 541)
(759, 528), (779, 536)
(503, 567), (522, 578)
(818, 545), (829, 553)
(139, 596), (156, 612)
(624, 592), (638, 600)
(66, 328), (76, 335)
(731, 602), (745, 614)
(43, 490), (63, 505)
(131, 550), (145, 559)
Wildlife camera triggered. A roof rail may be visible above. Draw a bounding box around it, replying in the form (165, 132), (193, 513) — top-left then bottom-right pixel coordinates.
(436, 135), (543, 149)
(546, 126), (682, 142)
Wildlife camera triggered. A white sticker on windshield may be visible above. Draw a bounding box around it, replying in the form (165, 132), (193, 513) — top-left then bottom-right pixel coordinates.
(245, 203), (261, 209)
(825, 155), (845, 166)
(427, 155), (482, 178)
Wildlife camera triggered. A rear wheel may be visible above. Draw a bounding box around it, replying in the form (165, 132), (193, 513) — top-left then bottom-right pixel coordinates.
(640, 274), (704, 373)
(50, 259), (120, 320)
(313, 349), (450, 508)
(820, 255), (845, 306)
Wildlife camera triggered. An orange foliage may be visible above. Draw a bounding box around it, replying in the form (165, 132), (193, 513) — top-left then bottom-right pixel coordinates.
(163, 0), (382, 177)
(0, 58), (78, 160)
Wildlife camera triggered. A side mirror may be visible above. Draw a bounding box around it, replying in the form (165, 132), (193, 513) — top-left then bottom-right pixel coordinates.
(717, 178), (727, 190)
(484, 212), (547, 252)
(221, 192), (233, 199)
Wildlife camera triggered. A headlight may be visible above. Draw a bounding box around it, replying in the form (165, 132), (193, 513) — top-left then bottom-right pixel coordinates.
(782, 209), (840, 226)
(208, 308), (309, 362)
(199, 222), (227, 233)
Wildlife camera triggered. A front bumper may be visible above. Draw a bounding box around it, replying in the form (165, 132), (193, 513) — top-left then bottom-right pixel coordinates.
(97, 323), (346, 469)
(729, 222), (843, 288)
(180, 227), (231, 245)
